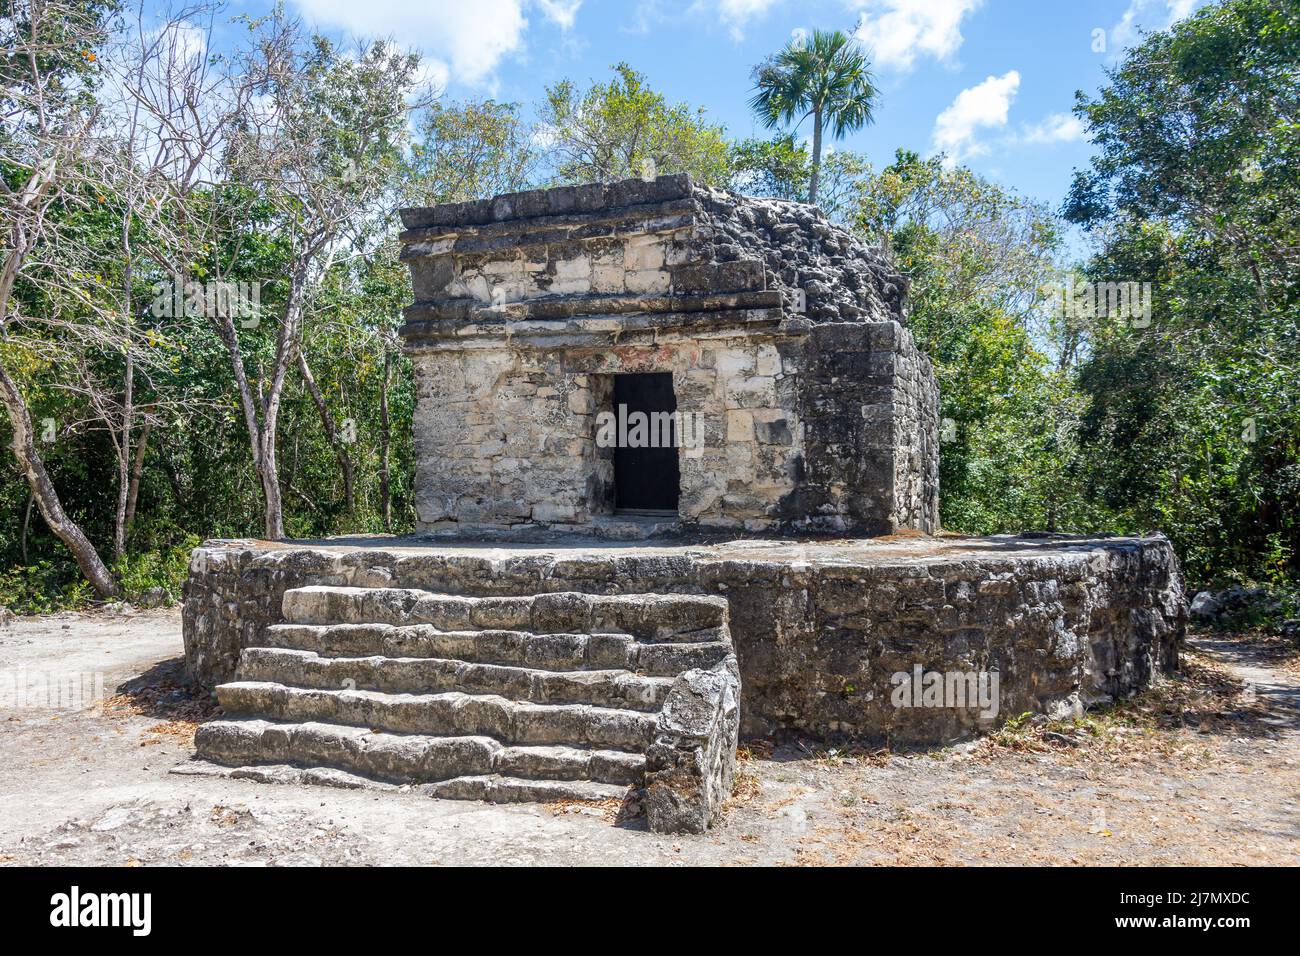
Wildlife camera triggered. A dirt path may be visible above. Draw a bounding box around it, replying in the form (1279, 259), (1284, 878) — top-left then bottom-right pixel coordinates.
(727, 634), (1299, 866)
(1, 610), (1295, 866)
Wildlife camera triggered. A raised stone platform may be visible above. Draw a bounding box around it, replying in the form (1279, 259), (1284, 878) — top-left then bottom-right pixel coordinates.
(183, 531), (1184, 745)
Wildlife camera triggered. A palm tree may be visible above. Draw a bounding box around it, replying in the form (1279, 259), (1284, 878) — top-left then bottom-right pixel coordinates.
(749, 29), (877, 205)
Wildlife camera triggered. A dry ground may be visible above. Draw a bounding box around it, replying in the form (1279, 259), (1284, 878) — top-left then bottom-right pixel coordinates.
(0, 607), (1295, 866)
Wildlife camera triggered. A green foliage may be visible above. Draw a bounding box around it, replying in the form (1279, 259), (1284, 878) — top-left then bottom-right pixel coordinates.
(1065, 0), (1300, 583)
(110, 536), (199, 604)
(0, 538), (196, 614)
(1212, 587), (1300, 633)
(749, 29), (877, 202)
(540, 62), (731, 186)
(749, 29), (877, 138)
(730, 135), (810, 201)
(0, 11), (423, 607)
(852, 150), (1076, 534)
(0, 0), (116, 121)
(2, 3), (1296, 613)
(405, 100), (537, 206)
(729, 134), (870, 221)
(286, 241), (416, 537)
(0, 559), (94, 614)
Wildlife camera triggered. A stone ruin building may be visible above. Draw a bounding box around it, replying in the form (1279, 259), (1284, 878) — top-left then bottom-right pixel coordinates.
(398, 173), (938, 536)
(179, 175), (1186, 833)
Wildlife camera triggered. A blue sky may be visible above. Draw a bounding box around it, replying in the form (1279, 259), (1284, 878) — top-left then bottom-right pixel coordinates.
(230, 0), (1211, 213)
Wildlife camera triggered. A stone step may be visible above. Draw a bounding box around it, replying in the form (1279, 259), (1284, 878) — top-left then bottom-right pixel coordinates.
(184, 581), (737, 830)
(259, 622), (733, 677)
(280, 586), (727, 641)
(179, 760), (631, 805)
(237, 646), (673, 712)
(216, 681), (658, 752)
(194, 718), (645, 786)
(424, 774), (629, 805)
(173, 758), (398, 792)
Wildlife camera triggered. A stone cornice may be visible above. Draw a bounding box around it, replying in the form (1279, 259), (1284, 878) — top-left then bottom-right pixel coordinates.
(400, 308), (809, 351)
(399, 173), (695, 231)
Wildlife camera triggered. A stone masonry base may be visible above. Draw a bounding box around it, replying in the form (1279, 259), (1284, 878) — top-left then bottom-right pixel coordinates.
(183, 532), (1185, 746)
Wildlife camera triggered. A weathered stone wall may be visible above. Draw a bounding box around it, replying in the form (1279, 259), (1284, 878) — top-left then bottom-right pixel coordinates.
(796, 323), (939, 534)
(182, 534), (1184, 745)
(411, 335), (808, 531)
(891, 327), (941, 533)
(399, 174), (905, 322)
(409, 321), (937, 534)
(398, 173), (940, 535)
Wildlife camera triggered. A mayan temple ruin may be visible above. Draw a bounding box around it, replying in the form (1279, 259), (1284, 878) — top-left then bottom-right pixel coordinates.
(178, 175), (1186, 833)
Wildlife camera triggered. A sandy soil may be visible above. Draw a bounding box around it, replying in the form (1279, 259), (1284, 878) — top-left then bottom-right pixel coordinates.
(0, 608), (1295, 866)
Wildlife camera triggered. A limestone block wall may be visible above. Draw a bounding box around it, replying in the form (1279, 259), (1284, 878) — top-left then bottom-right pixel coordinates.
(408, 318), (939, 534)
(795, 323), (940, 534)
(411, 334), (808, 531)
(891, 326), (941, 532)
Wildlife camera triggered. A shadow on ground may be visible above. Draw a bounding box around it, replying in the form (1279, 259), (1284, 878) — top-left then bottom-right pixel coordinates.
(110, 656), (220, 724)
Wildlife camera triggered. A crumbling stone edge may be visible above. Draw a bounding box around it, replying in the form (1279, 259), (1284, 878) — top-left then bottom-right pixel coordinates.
(644, 656), (742, 834)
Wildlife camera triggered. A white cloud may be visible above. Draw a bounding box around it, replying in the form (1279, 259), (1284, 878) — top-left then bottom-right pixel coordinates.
(706, 0), (784, 41)
(536, 0), (582, 30)
(163, 21), (208, 64)
(290, 0), (531, 85)
(1022, 111), (1084, 145)
(530, 122), (559, 150)
(412, 58), (451, 96)
(850, 0), (983, 73)
(1111, 0), (1210, 51)
(931, 70), (1019, 163)
(622, 0), (663, 35)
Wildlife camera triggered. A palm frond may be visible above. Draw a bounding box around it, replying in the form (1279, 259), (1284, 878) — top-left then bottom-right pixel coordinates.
(748, 28), (877, 140)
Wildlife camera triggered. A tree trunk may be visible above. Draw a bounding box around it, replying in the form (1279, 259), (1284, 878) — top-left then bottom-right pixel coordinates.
(258, 428), (286, 539)
(809, 108), (824, 206)
(159, 439), (185, 505)
(0, 363), (119, 597)
(114, 214), (135, 560)
(21, 493), (32, 565)
(0, 119), (115, 598)
(114, 356), (134, 559)
(380, 345), (392, 532)
(214, 310), (264, 477)
(212, 279), (291, 540)
(124, 417), (152, 540)
(296, 346), (355, 514)
(254, 262), (311, 540)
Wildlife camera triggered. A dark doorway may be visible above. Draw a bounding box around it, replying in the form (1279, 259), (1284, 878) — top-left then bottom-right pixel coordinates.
(613, 372), (680, 513)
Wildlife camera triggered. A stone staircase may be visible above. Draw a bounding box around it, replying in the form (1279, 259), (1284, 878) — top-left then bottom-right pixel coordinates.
(180, 586), (741, 832)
